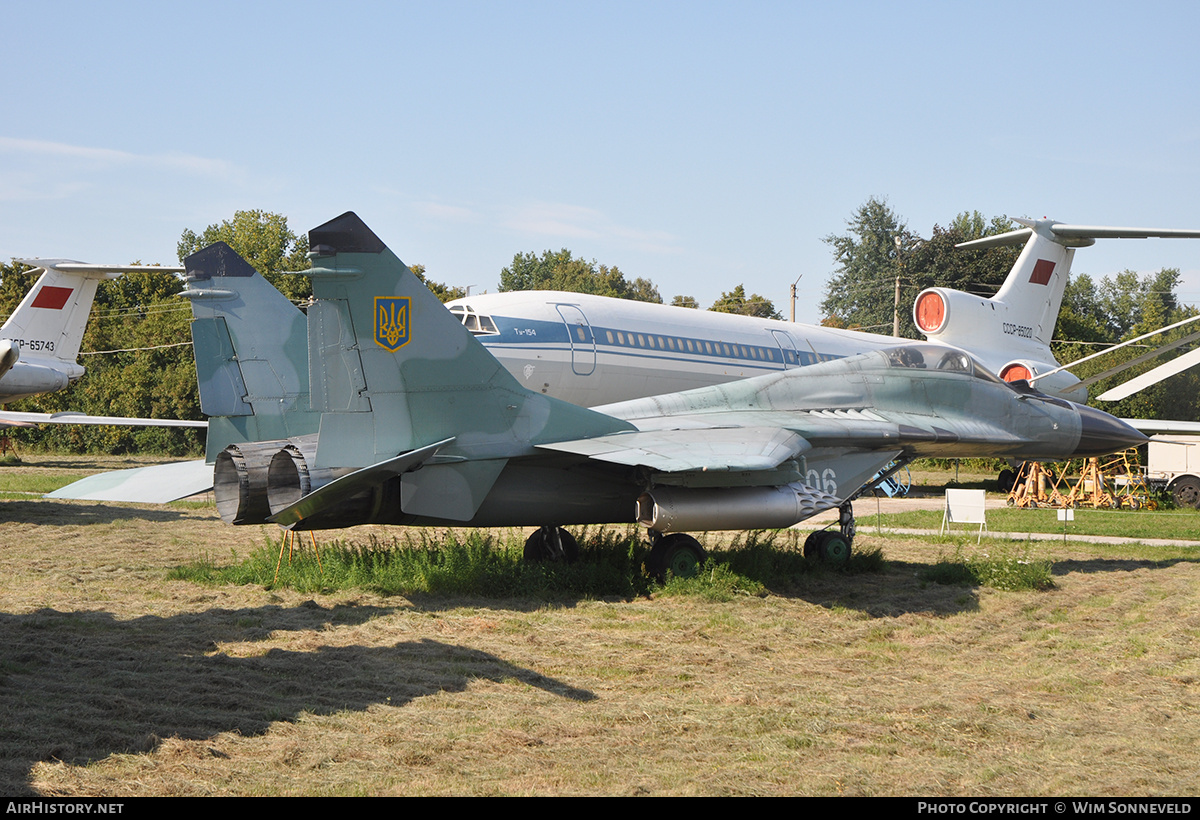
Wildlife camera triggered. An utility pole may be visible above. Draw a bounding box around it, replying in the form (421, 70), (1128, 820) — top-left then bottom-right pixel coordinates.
(893, 236), (902, 337)
(790, 274), (802, 323)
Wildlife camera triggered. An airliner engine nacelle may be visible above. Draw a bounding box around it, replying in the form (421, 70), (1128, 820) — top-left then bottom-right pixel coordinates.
(0, 359), (72, 400)
(912, 287), (1025, 344)
(998, 357), (1085, 400)
(0, 340), (19, 381)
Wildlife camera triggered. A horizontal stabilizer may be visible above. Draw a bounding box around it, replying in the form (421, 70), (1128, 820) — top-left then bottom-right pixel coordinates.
(538, 426), (811, 472)
(13, 260), (185, 278)
(47, 459), (212, 503)
(1048, 225), (1200, 240)
(955, 222), (1200, 250)
(0, 410), (207, 428)
(269, 438), (453, 527)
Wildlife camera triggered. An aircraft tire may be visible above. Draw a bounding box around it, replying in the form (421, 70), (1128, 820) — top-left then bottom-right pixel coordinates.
(646, 533), (706, 581)
(523, 526), (580, 563)
(803, 531), (851, 565)
(997, 469), (1016, 493)
(1171, 476), (1200, 509)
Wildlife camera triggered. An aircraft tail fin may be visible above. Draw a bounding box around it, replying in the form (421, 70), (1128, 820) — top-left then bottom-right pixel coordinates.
(913, 219), (1200, 394)
(182, 213), (631, 527)
(180, 242), (318, 460)
(302, 212), (631, 472)
(4, 260), (180, 365)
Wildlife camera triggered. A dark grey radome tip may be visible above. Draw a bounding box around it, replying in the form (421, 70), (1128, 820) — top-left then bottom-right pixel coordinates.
(1074, 405), (1148, 457)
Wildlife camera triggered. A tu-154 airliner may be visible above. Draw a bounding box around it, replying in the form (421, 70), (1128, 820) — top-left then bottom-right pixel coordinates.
(441, 219), (1200, 409)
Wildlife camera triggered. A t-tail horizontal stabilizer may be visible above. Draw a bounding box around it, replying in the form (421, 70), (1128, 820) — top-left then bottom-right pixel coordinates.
(913, 219), (1200, 398)
(1, 259), (184, 403)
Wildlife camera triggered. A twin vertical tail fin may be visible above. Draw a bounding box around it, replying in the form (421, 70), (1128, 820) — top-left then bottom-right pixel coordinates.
(912, 219), (1200, 397)
(181, 242), (319, 523)
(191, 212), (630, 527)
(181, 241), (317, 460)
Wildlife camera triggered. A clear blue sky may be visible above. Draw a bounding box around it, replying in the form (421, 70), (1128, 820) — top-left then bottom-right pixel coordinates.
(4, 0), (1199, 325)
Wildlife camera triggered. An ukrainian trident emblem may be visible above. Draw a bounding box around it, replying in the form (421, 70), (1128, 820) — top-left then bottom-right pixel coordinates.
(375, 296), (410, 351)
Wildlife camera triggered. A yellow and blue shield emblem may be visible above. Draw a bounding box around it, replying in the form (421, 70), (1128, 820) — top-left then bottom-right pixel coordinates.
(375, 296), (410, 351)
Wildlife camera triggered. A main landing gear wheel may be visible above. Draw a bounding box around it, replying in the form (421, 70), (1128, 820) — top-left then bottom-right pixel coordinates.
(803, 531), (852, 565)
(646, 533), (707, 581)
(523, 526), (579, 563)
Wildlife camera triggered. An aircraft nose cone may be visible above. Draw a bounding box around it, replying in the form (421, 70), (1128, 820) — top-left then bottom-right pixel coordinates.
(1074, 405), (1148, 457)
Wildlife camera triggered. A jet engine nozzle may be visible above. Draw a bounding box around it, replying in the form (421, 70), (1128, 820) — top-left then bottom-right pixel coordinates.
(266, 436), (350, 517)
(214, 440), (290, 524)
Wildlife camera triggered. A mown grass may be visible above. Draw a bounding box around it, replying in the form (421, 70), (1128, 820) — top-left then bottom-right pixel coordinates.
(861, 505), (1200, 540)
(920, 543), (1055, 591)
(0, 471), (90, 496)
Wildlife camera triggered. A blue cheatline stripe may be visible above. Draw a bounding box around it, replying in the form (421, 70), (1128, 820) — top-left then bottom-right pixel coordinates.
(478, 313), (846, 371)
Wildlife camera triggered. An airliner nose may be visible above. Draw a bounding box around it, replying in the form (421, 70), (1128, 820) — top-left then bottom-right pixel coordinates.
(1074, 405), (1147, 457)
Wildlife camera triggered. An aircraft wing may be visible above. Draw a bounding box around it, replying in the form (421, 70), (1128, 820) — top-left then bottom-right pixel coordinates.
(0, 411), (207, 429)
(1096, 346), (1200, 402)
(537, 426), (811, 472)
(45, 459), (213, 503)
(1121, 418), (1200, 435)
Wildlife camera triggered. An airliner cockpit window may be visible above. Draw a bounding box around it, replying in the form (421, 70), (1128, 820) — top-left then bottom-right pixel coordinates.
(448, 304), (499, 336)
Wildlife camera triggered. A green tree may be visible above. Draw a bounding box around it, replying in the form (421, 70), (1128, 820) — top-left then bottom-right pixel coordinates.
(178, 209), (312, 302)
(820, 200), (1016, 336)
(410, 264), (466, 303)
(1051, 268), (1200, 423)
(709, 284), (782, 320)
(820, 197), (919, 333)
(671, 295), (699, 309)
(949, 210), (1014, 242)
(0, 261), (39, 322)
(499, 249), (662, 303)
(900, 222), (1018, 302)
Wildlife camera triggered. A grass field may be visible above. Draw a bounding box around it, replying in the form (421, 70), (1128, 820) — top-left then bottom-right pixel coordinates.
(0, 455), (1198, 796)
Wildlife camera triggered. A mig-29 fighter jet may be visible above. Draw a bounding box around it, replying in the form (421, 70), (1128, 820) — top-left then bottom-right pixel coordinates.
(55, 213), (1146, 576)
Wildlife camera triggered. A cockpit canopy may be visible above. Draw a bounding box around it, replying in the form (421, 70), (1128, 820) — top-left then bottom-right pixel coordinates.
(448, 303), (499, 336)
(882, 344), (1006, 386)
